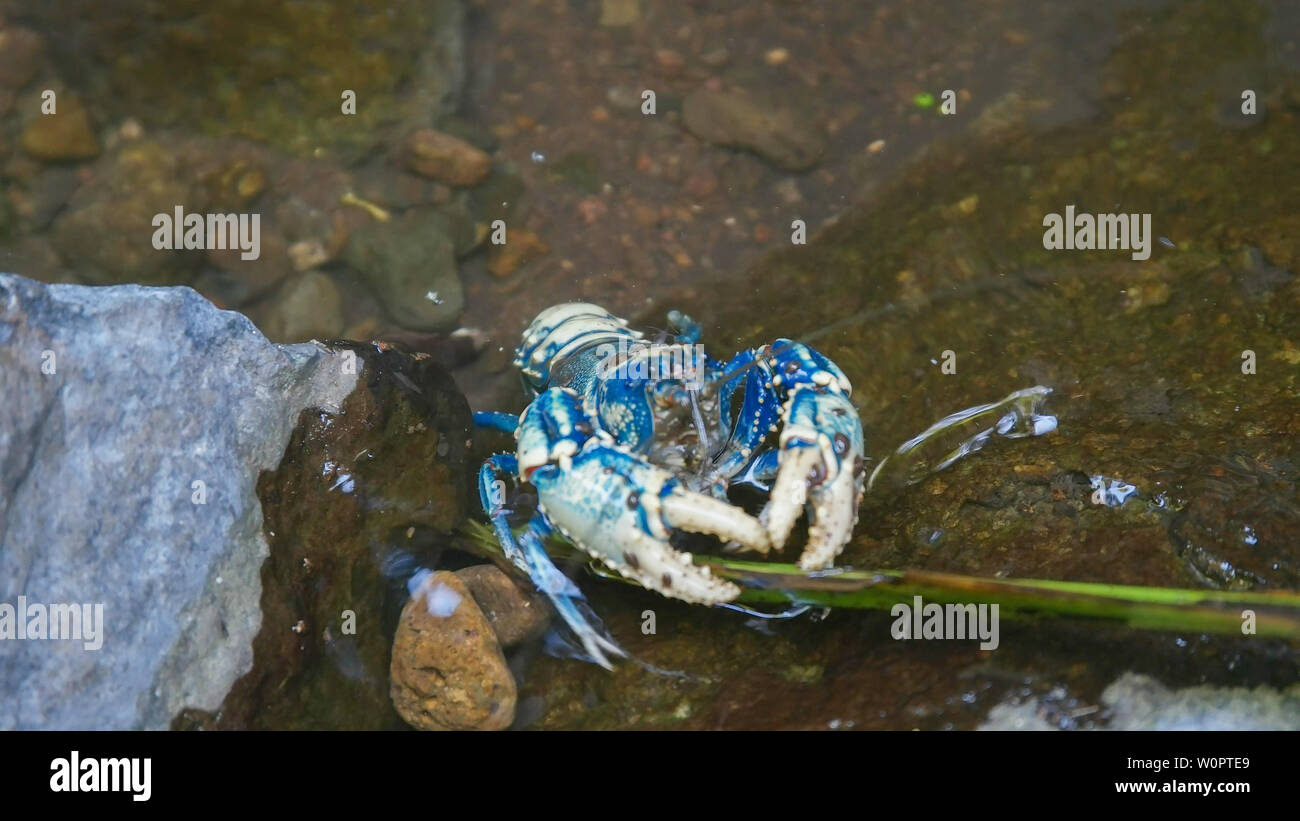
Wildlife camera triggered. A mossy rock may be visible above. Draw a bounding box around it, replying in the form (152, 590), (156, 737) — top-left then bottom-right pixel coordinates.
(24, 0), (466, 160)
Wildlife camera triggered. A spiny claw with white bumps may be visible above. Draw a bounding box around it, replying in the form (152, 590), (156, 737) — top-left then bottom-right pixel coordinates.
(761, 345), (866, 570)
(528, 434), (770, 605)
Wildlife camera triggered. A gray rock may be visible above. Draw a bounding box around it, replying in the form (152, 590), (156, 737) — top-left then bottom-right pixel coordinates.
(253, 269), (344, 343)
(0, 273), (357, 729)
(48, 139), (200, 286)
(1100, 673), (1300, 731)
(343, 209), (463, 332)
(979, 673), (1300, 731)
(681, 88), (825, 171)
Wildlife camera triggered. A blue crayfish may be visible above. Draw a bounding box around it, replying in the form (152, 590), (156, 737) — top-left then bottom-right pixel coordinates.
(475, 303), (865, 667)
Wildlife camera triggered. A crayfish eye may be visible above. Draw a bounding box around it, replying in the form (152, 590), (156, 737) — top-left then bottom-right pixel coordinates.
(574, 421), (592, 435)
(784, 360), (801, 375)
(833, 433), (851, 456)
(807, 462), (827, 487)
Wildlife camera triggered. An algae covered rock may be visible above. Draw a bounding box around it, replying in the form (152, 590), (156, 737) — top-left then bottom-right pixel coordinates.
(50, 139), (201, 285)
(24, 0), (467, 159)
(188, 340), (474, 730)
(19, 92), (99, 160)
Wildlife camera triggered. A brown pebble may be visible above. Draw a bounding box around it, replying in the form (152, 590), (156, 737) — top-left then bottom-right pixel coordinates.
(487, 228), (549, 278)
(655, 49), (685, 72)
(684, 170), (718, 198)
(399, 129), (492, 187)
(390, 571), (516, 731)
(681, 88), (824, 171)
(21, 94), (100, 161)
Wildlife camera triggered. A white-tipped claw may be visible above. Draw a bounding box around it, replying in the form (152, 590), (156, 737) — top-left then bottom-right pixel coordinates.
(661, 491), (770, 554)
(764, 444), (821, 548)
(797, 461), (861, 570)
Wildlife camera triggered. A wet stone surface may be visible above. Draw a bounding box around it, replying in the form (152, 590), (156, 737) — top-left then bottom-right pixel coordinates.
(177, 342), (473, 730)
(680, 88), (825, 171)
(456, 564), (550, 648)
(504, 0), (1300, 730)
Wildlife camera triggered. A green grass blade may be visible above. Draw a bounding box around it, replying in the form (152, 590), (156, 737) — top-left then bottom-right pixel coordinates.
(462, 521), (1300, 639)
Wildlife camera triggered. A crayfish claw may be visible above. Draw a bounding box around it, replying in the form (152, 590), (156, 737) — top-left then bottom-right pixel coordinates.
(764, 385), (866, 569)
(661, 490), (771, 554)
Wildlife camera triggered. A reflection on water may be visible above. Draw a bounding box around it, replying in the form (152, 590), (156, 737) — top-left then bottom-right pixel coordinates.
(868, 385), (1058, 492)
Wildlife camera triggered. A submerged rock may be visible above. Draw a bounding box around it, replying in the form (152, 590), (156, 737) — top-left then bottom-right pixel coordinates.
(0, 273), (357, 729)
(681, 88), (825, 171)
(487, 228), (549, 278)
(399, 128), (492, 187)
(22, 0), (467, 159)
(49, 139), (200, 285)
(19, 92), (99, 160)
(7, 166), (81, 232)
(37, 133), (362, 307)
(343, 209), (464, 332)
(253, 269), (344, 343)
(457, 564), (550, 647)
(0, 25), (45, 92)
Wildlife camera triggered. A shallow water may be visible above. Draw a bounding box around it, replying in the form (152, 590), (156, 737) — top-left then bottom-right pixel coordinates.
(3, 0), (1298, 729)
(494, 0), (1300, 729)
